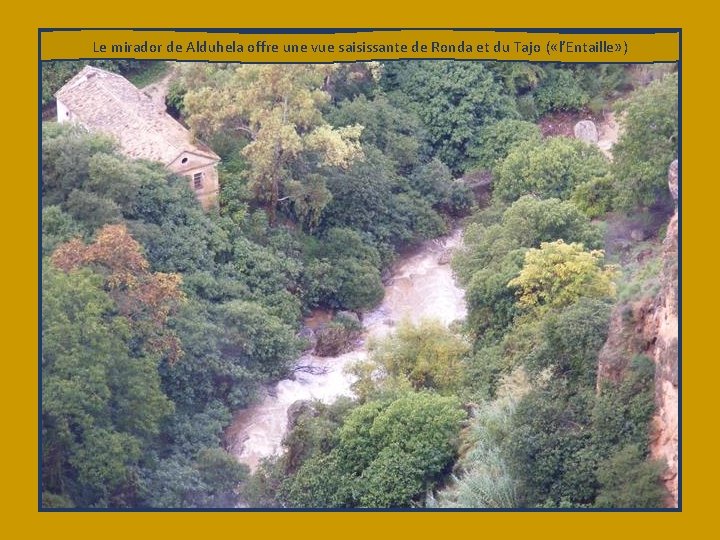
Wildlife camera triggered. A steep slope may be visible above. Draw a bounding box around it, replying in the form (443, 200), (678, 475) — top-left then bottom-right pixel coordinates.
(647, 160), (679, 505)
(597, 159), (679, 506)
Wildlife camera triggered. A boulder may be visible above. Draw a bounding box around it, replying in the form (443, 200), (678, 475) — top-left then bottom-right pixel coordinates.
(573, 120), (599, 144)
(668, 159), (678, 202)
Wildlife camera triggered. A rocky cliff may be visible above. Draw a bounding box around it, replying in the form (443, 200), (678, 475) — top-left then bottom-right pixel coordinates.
(646, 160), (679, 506)
(597, 160), (679, 506)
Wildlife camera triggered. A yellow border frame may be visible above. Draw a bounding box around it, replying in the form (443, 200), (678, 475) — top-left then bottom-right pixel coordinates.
(6, 1), (710, 537)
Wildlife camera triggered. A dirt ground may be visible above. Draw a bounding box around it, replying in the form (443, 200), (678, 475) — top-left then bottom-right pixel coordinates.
(538, 109), (620, 160)
(140, 62), (178, 110)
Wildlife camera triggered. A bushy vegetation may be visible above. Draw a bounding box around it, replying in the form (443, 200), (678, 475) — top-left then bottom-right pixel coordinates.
(494, 137), (610, 203)
(613, 73), (678, 210)
(250, 392), (466, 508)
(42, 60), (676, 509)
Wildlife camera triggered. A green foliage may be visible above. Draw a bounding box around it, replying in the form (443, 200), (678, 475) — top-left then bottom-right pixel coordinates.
(410, 158), (475, 217)
(487, 61), (545, 96)
(214, 299), (303, 379)
(435, 373), (528, 508)
(571, 174), (616, 218)
(504, 381), (597, 506)
(572, 64), (632, 102)
(592, 355), (656, 455)
(42, 62), (673, 511)
(282, 399), (355, 473)
(454, 197), (601, 340)
(494, 136), (610, 203)
(182, 64), (363, 224)
(595, 445), (666, 508)
(42, 123), (117, 206)
(467, 119), (542, 172)
(613, 73), (678, 210)
(321, 146), (446, 253)
(508, 240), (617, 315)
(272, 392), (466, 508)
(533, 67), (590, 115)
(324, 62), (379, 103)
(381, 60), (518, 174)
(503, 352), (658, 507)
(356, 320), (470, 398)
(42, 265), (173, 507)
(41, 121), (310, 508)
(328, 93), (427, 174)
(499, 196), (602, 249)
(524, 298), (612, 385)
(303, 228), (384, 311)
(165, 79), (187, 119)
(141, 447), (248, 508)
(42, 205), (81, 256)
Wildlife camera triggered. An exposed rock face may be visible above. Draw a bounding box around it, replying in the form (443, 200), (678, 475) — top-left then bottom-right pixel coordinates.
(574, 120), (599, 144)
(596, 163), (679, 507)
(647, 210), (678, 506)
(668, 159), (679, 202)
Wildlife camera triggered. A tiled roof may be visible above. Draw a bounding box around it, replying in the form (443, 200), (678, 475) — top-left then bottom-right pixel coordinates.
(56, 66), (219, 165)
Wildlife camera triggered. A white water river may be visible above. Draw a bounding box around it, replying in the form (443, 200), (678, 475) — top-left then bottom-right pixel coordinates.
(226, 229), (467, 470)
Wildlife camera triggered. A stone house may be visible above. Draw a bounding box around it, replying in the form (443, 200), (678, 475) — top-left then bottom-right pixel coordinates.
(55, 66), (220, 209)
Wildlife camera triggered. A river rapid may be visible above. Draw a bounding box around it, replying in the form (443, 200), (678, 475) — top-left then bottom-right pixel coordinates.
(225, 229), (467, 471)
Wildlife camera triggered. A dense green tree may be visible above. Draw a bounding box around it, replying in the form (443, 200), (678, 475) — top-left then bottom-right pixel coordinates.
(350, 392), (466, 506)
(467, 119), (542, 172)
(504, 381), (597, 506)
(571, 174), (616, 218)
(42, 123), (116, 206)
(410, 159), (474, 217)
(454, 197), (601, 340)
(214, 299), (303, 379)
(533, 66), (590, 115)
(613, 72), (678, 210)
(41, 205), (81, 256)
(302, 227), (383, 310)
(321, 146), (446, 253)
(42, 265), (173, 507)
(183, 64), (363, 224)
(381, 60), (518, 174)
(328, 93), (427, 174)
(141, 447), (247, 508)
(595, 445), (666, 508)
(592, 355), (656, 456)
(356, 320), (470, 397)
(274, 392), (465, 508)
(494, 137), (610, 203)
(508, 240), (617, 316)
(523, 298), (613, 385)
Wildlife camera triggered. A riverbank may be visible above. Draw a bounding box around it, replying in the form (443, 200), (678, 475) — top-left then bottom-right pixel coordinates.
(225, 228), (467, 471)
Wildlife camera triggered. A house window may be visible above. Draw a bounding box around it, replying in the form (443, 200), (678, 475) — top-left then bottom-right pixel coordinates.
(193, 172), (203, 190)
